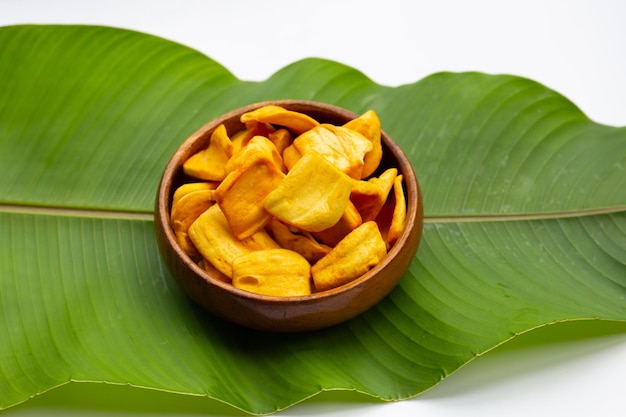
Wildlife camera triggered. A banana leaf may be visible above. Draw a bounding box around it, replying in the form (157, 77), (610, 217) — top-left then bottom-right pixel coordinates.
(0, 25), (624, 415)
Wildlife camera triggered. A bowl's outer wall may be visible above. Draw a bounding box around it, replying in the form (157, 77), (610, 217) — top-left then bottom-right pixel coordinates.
(155, 100), (423, 332)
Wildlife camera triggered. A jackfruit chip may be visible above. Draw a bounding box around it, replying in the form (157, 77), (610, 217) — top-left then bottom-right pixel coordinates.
(240, 105), (319, 135)
(311, 221), (387, 292)
(375, 174), (407, 249)
(267, 128), (292, 156)
(292, 124), (373, 179)
(263, 152), (353, 232)
(230, 128), (249, 155)
(171, 189), (215, 257)
(266, 218), (331, 263)
(172, 181), (217, 208)
(216, 140), (286, 239)
(350, 167), (397, 222)
(312, 200), (362, 247)
(387, 174), (407, 246)
(343, 110), (382, 178)
(188, 204), (280, 280)
(232, 249), (312, 297)
(225, 135), (285, 175)
(183, 124), (233, 181)
(282, 143), (302, 171)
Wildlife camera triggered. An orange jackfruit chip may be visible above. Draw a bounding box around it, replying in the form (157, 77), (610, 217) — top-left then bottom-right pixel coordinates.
(350, 168), (397, 222)
(311, 221), (387, 292)
(375, 174), (407, 249)
(225, 135), (285, 175)
(228, 122), (277, 156)
(183, 124), (233, 181)
(343, 110), (382, 178)
(240, 105), (319, 135)
(267, 128), (292, 156)
(230, 129), (248, 155)
(387, 174), (407, 246)
(281, 143), (302, 171)
(263, 152), (353, 232)
(216, 138), (286, 239)
(266, 218), (331, 263)
(232, 249), (311, 297)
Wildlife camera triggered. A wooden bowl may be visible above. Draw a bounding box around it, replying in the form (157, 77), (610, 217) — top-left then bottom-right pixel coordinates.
(155, 100), (423, 332)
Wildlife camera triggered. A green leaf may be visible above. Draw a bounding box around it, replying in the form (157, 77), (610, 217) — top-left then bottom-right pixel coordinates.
(1, 24), (625, 415)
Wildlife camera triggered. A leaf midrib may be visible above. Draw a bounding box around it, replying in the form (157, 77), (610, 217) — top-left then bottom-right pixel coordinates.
(2, 203), (624, 223)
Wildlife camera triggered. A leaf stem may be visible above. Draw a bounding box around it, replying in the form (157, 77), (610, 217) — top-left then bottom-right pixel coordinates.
(0, 203), (154, 221)
(425, 207), (626, 223)
(1, 204), (624, 223)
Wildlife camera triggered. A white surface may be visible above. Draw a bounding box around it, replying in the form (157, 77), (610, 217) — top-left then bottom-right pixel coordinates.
(2, 1), (626, 416)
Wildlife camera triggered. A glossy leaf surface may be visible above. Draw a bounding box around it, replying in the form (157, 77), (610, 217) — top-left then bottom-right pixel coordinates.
(0, 25), (625, 415)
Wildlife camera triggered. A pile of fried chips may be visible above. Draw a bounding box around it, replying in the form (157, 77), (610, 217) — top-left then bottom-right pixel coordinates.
(170, 105), (407, 297)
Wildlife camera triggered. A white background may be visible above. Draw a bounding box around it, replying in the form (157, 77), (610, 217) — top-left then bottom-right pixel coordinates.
(2, 1), (626, 416)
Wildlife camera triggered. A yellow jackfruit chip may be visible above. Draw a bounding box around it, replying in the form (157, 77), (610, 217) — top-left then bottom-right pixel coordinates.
(263, 152), (353, 232)
(311, 200), (362, 247)
(232, 249), (311, 297)
(171, 188), (215, 257)
(172, 181), (217, 208)
(183, 124), (233, 181)
(311, 221), (387, 292)
(188, 204), (280, 280)
(292, 124), (373, 179)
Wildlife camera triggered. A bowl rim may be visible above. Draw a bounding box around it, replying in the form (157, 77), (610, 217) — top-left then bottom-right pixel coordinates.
(156, 99), (421, 306)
